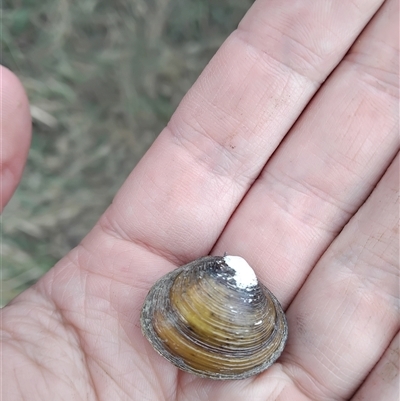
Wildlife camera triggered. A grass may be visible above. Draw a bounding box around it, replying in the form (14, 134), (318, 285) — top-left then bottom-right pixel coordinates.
(1, 0), (253, 305)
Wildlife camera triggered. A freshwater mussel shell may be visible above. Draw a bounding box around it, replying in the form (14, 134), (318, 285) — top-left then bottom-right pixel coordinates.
(140, 256), (288, 380)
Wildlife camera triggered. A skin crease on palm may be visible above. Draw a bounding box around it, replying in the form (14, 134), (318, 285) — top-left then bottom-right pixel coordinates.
(1, 0), (399, 399)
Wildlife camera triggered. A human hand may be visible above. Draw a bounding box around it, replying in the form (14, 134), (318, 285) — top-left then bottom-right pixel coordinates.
(2, 0), (398, 400)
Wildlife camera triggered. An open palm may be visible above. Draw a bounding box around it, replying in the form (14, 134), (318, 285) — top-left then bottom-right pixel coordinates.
(2, 0), (399, 400)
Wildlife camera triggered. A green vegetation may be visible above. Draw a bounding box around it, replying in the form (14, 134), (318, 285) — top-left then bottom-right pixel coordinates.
(2, 0), (253, 305)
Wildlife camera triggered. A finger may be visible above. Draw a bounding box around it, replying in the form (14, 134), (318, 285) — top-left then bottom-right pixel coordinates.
(282, 153), (399, 400)
(0, 66), (31, 212)
(90, 0), (384, 270)
(213, 0), (399, 306)
(351, 332), (400, 401)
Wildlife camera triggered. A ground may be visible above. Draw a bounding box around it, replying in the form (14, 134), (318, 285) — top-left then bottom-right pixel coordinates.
(2, 0), (253, 305)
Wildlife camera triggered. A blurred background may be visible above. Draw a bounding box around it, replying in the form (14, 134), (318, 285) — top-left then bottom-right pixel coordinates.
(2, 0), (253, 305)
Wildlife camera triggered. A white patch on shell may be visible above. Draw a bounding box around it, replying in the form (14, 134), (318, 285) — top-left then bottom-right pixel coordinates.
(223, 255), (258, 289)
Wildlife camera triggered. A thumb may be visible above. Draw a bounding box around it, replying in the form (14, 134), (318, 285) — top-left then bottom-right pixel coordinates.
(1, 66), (31, 212)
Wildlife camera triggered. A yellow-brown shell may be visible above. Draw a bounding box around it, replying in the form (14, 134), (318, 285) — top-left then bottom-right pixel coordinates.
(140, 256), (288, 380)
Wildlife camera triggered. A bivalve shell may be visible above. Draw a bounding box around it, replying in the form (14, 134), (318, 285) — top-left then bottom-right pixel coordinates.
(140, 255), (288, 380)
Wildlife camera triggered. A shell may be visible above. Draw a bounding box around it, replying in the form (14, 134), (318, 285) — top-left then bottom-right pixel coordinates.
(140, 255), (288, 380)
